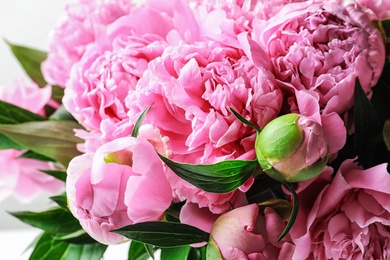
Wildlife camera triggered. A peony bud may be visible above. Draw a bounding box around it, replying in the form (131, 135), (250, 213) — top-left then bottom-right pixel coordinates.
(255, 114), (329, 182)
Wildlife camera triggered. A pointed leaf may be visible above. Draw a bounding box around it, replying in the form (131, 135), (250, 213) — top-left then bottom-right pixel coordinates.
(40, 170), (67, 182)
(132, 104), (153, 137)
(158, 154), (258, 193)
(49, 105), (76, 121)
(29, 232), (107, 260)
(0, 100), (45, 124)
(0, 120), (83, 167)
(10, 207), (81, 234)
(384, 119), (390, 151)
(19, 150), (56, 162)
(230, 107), (260, 132)
(113, 221), (210, 247)
(6, 41), (47, 87)
(54, 230), (97, 244)
(277, 182), (299, 242)
(128, 241), (150, 260)
(161, 246), (191, 260)
(50, 194), (68, 209)
(354, 79), (382, 168)
(0, 133), (24, 150)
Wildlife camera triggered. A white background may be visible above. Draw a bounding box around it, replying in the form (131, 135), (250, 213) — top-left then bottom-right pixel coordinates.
(0, 1), (130, 258)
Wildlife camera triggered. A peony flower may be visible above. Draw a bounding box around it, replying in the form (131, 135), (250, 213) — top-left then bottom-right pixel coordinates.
(290, 159), (390, 259)
(256, 113), (329, 182)
(63, 0), (201, 152)
(339, 0), (390, 20)
(208, 204), (295, 259)
(247, 0), (385, 117)
(66, 137), (172, 245)
(0, 79), (63, 203)
(41, 0), (132, 87)
(126, 40), (283, 213)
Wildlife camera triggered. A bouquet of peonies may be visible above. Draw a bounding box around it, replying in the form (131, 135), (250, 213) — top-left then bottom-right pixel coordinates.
(2, 0), (390, 259)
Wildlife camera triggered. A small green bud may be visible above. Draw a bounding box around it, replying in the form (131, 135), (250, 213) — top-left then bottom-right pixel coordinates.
(255, 114), (329, 182)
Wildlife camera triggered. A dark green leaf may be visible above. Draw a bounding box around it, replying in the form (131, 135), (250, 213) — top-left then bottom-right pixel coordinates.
(29, 232), (107, 260)
(6, 41), (47, 87)
(50, 194), (68, 209)
(161, 245), (191, 260)
(40, 170), (67, 182)
(144, 244), (156, 259)
(384, 120), (390, 151)
(0, 120), (83, 167)
(354, 79), (382, 168)
(113, 221), (210, 247)
(51, 85), (65, 103)
(128, 241), (150, 260)
(49, 105), (75, 121)
(0, 132), (24, 150)
(188, 246), (207, 260)
(10, 207), (81, 234)
(54, 230), (98, 244)
(0, 100), (45, 124)
(229, 107), (260, 132)
(158, 154), (259, 193)
(132, 104), (153, 137)
(19, 150), (56, 162)
(277, 182), (299, 242)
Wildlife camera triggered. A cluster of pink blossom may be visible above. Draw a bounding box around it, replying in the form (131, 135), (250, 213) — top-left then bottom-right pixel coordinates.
(3, 0), (390, 258)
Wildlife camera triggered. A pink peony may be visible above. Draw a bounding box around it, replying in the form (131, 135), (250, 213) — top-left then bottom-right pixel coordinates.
(41, 0), (132, 87)
(247, 0), (385, 117)
(0, 79), (62, 203)
(66, 137), (172, 245)
(339, 0), (390, 20)
(290, 160), (390, 259)
(126, 40), (283, 213)
(209, 204), (295, 259)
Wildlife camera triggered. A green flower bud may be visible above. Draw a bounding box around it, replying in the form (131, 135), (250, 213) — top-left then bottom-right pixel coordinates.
(255, 114), (329, 182)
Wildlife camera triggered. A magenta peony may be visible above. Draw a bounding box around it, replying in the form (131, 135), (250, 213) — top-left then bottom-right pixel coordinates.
(290, 160), (390, 259)
(248, 0), (385, 117)
(208, 204), (295, 259)
(66, 137), (172, 245)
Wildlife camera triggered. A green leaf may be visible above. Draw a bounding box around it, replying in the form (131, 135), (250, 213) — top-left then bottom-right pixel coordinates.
(158, 154), (259, 193)
(50, 194), (68, 209)
(276, 182), (299, 242)
(230, 107), (260, 132)
(6, 41), (47, 87)
(40, 170), (67, 182)
(354, 79), (382, 168)
(0, 100), (45, 124)
(258, 199), (292, 222)
(128, 241), (151, 260)
(0, 120), (83, 167)
(161, 245), (191, 260)
(113, 221), (210, 247)
(54, 230), (98, 244)
(10, 207), (81, 234)
(19, 150), (56, 162)
(29, 232), (107, 260)
(0, 132), (24, 150)
(144, 244), (156, 259)
(132, 104), (153, 137)
(383, 119), (390, 151)
(51, 85), (65, 103)
(49, 105), (76, 121)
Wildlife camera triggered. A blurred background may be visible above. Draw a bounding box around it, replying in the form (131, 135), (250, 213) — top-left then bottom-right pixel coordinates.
(0, 1), (129, 258)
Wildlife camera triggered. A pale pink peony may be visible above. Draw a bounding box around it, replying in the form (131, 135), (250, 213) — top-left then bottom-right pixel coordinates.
(41, 0), (132, 87)
(0, 79), (63, 203)
(126, 41), (283, 213)
(209, 204), (295, 259)
(247, 0), (385, 117)
(290, 160), (390, 259)
(66, 137), (172, 245)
